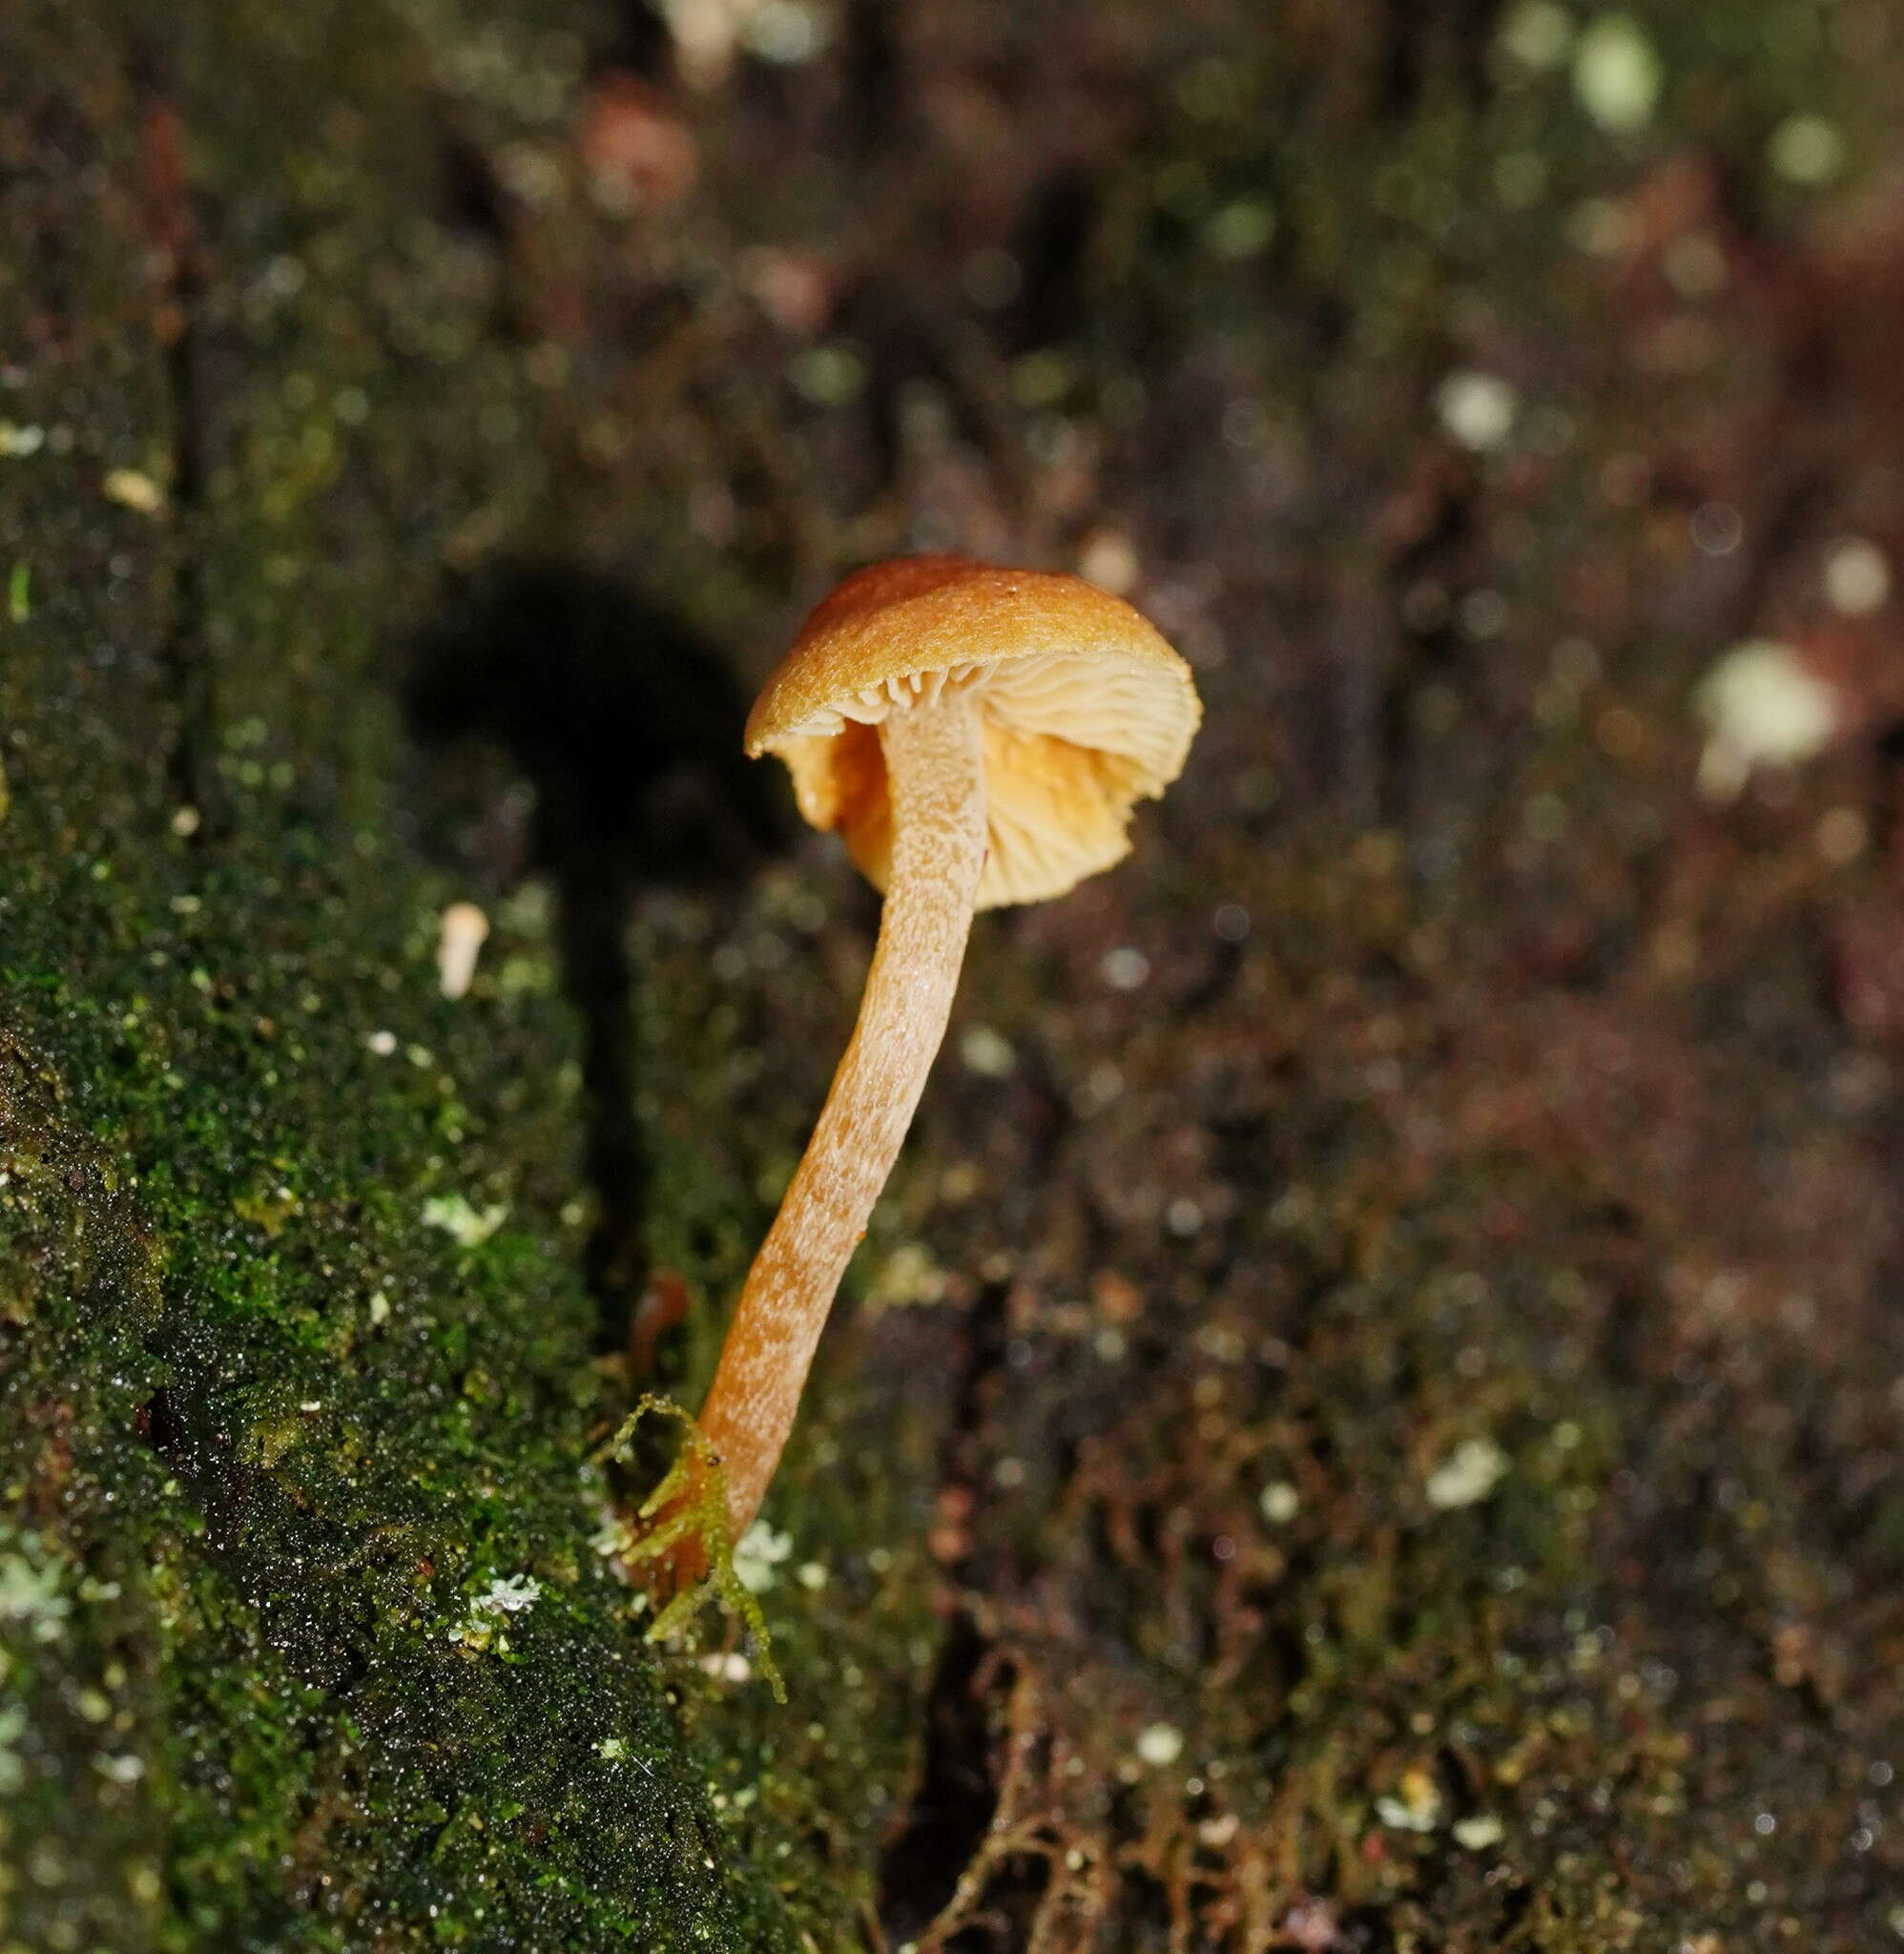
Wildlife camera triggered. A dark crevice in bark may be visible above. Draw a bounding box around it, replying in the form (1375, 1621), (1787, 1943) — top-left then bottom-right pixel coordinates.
(135, 79), (220, 836)
(875, 1278), (1015, 1939)
(874, 1611), (1005, 1944)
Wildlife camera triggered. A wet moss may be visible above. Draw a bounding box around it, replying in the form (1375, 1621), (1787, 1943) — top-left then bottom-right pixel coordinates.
(0, 0), (866, 1944)
(8, 0), (1904, 1945)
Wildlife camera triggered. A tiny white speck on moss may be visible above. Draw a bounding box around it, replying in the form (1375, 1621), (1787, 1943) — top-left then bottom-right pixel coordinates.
(1260, 1482), (1300, 1525)
(448, 1573), (543, 1653)
(1438, 372), (1519, 452)
(1426, 1438), (1509, 1510)
(1135, 1722), (1184, 1767)
(1694, 640), (1839, 801)
(1572, 14), (1662, 133)
(733, 1521), (793, 1594)
(422, 1194), (508, 1248)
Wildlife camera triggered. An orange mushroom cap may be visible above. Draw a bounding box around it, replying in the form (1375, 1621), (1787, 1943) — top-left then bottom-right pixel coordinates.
(746, 554), (1201, 908)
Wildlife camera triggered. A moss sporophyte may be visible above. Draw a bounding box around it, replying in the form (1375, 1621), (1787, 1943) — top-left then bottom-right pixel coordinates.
(603, 1396), (783, 1701)
(625, 555), (1199, 1601)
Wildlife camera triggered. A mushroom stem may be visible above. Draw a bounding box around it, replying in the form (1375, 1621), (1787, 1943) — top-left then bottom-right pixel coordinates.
(697, 688), (988, 1540)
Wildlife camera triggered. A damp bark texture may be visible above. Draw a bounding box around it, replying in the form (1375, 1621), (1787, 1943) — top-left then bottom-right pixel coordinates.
(6, 0), (1904, 1948)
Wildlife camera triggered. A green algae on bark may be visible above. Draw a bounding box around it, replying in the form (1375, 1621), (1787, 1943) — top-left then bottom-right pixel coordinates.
(0, 0), (916, 1945)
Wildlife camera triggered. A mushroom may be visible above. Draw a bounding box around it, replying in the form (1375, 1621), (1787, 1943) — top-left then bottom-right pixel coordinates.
(647, 553), (1199, 1576)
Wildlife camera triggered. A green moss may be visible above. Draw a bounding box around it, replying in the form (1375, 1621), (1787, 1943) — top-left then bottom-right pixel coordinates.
(0, 0), (850, 1943)
(605, 1397), (784, 1702)
(0, 866), (815, 1947)
(6, 0), (1899, 1944)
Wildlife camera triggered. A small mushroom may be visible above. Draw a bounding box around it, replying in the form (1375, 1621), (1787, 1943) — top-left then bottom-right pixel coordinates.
(652, 554), (1199, 1571)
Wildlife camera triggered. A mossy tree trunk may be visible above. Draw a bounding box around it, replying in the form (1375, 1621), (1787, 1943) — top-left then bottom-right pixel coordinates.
(0, 3), (885, 1946)
(6, 2), (1904, 1951)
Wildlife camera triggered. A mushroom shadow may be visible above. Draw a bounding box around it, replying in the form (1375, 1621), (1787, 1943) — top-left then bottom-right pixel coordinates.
(404, 559), (784, 1347)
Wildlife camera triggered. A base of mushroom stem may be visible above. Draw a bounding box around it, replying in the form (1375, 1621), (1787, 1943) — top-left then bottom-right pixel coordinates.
(623, 1527), (710, 1602)
(617, 1435), (724, 1601)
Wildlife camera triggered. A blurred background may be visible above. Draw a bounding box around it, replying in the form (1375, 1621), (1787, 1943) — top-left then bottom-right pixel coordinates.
(401, 4), (1904, 1943)
(8, 0), (1904, 1947)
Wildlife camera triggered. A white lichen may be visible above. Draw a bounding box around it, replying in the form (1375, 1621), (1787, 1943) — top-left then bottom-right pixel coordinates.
(448, 1572), (543, 1653)
(1135, 1722), (1185, 1768)
(102, 467), (166, 514)
(422, 1193), (508, 1248)
(1572, 14), (1662, 133)
(1259, 1482), (1300, 1525)
(0, 1539), (70, 1643)
(731, 1521), (793, 1594)
(1425, 1437), (1509, 1510)
(1437, 372), (1520, 453)
(1694, 640), (1840, 801)
(1376, 1765), (1445, 1832)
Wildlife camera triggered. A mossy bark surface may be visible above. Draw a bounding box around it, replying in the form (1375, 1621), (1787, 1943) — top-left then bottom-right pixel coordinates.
(0, 2), (923, 1945)
(6, 1), (1904, 1950)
